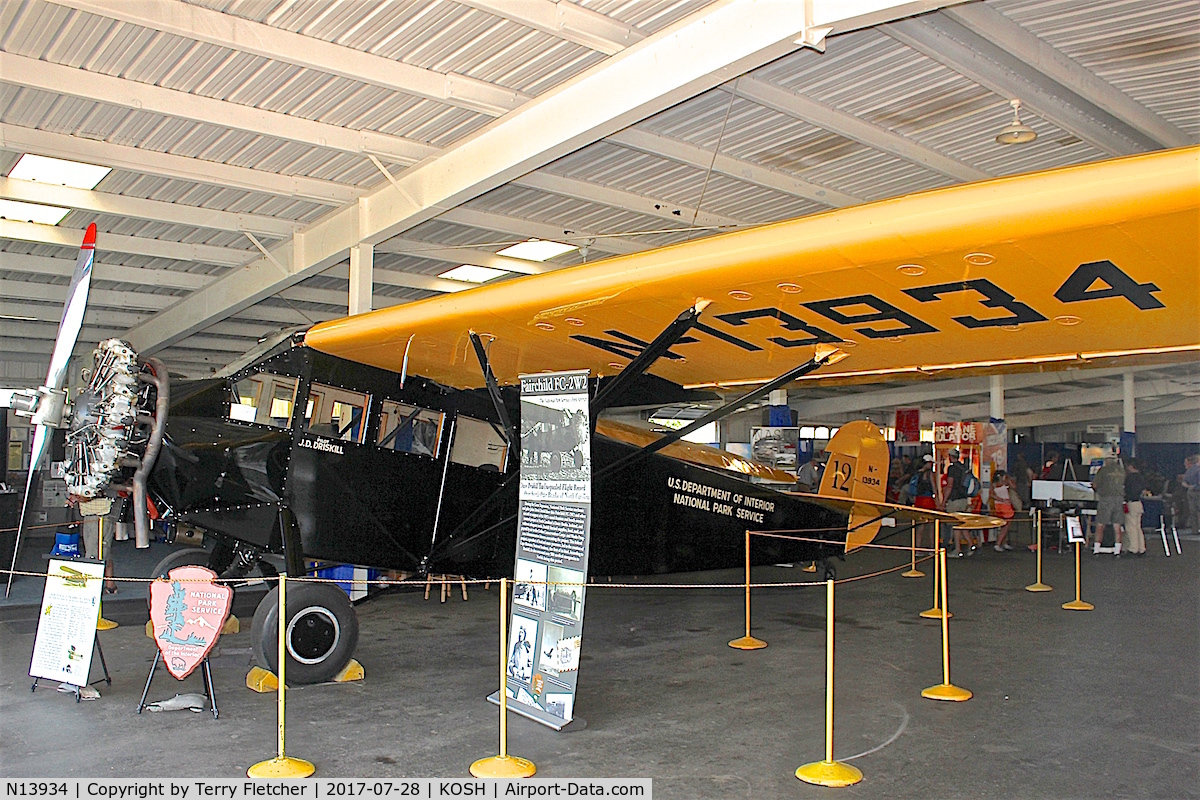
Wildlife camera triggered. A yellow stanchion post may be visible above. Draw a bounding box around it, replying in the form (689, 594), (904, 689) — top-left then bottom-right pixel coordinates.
(920, 523), (951, 619)
(248, 574), (315, 779)
(730, 530), (767, 650)
(96, 517), (118, 630)
(902, 527), (924, 578)
(1026, 508), (1052, 592)
(471, 578), (536, 778)
(796, 579), (862, 787)
(1062, 541), (1094, 611)
(922, 548), (972, 702)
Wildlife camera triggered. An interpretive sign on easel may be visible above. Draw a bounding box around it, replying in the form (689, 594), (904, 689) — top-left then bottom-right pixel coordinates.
(492, 370), (592, 730)
(148, 566), (232, 679)
(29, 558), (105, 687)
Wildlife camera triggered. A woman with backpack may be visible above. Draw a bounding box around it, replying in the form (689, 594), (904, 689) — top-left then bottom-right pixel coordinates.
(910, 454), (938, 549)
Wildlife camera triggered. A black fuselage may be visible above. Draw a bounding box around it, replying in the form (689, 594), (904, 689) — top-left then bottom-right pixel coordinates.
(148, 344), (844, 578)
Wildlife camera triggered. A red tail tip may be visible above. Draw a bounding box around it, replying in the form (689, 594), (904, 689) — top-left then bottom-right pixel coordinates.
(82, 223), (97, 247)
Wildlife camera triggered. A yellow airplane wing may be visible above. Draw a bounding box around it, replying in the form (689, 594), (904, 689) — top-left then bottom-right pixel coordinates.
(306, 147), (1199, 390)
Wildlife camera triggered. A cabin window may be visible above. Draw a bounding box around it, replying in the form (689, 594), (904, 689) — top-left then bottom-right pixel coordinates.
(229, 373), (298, 429)
(377, 401), (444, 457)
(303, 383), (370, 444)
(449, 415), (508, 471)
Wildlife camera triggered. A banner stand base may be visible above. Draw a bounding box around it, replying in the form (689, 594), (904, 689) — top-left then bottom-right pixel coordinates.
(487, 691), (587, 732)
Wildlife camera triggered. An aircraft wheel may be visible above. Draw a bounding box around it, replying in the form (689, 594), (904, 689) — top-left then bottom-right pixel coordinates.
(251, 582), (359, 684)
(550, 452), (561, 471)
(148, 547), (213, 580)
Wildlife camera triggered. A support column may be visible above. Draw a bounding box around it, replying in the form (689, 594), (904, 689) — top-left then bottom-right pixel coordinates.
(1122, 372), (1136, 457)
(989, 375), (1004, 420)
(348, 243), (373, 316)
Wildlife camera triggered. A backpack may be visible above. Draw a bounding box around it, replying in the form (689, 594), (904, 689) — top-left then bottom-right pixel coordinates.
(963, 469), (981, 498)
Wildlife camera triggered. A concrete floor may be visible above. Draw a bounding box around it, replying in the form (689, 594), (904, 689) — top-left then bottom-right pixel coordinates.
(1, 541), (1197, 798)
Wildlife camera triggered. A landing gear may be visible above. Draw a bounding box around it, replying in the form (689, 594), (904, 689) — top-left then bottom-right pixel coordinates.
(251, 582), (359, 685)
(148, 547), (213, 580)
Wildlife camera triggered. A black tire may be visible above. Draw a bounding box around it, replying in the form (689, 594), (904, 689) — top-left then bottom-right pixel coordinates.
(822, 562), (837, 582)
(149, 547), (212, 581)
(251, 582), (359, 684)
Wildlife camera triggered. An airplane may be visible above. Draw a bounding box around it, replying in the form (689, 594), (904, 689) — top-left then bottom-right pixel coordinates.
(2, 145), (1196, 685)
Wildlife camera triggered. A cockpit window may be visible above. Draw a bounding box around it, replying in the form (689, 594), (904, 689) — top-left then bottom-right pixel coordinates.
(449, 415), (508, 471)
(229, 373), (298, 429)
(303, 383), (370, 444)
(377, 401), (444, 457)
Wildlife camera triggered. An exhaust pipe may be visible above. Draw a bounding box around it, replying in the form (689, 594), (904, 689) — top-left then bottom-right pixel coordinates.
(133, 358), (169, 549)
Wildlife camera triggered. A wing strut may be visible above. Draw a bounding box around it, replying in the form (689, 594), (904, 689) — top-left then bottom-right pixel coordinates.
(591, 300), (710, 415)
(468, 331), (515, 447)
(596, 344), (847, 481)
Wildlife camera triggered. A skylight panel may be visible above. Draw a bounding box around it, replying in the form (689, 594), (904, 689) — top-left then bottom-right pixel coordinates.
(9, 154), (111, 190)
(438, 265), (509, 283)
(496, 239), (577, 261)
(0, 199), (70, 225)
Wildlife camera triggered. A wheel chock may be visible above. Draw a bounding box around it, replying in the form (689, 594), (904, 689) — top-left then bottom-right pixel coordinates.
(97, 617), (119, 630)
(145, 620), (154, 638)
(333, 659), (364, 683)
(247, 667), (284, 693)
(222, 615), (240, 635)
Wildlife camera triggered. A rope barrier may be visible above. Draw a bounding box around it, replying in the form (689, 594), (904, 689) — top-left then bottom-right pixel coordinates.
(0, 521), (82, 534)
(750, 531), (938, 553)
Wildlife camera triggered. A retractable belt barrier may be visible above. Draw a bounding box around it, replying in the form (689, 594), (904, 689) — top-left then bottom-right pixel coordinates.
(2, 535), (989, 789)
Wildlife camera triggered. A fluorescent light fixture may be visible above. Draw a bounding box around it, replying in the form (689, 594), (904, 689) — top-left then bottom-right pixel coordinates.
(438, 264), (509, 283)
(9, 154), (112, 189)
(496, 239), (577, 261)
(0, 199), (70, 225)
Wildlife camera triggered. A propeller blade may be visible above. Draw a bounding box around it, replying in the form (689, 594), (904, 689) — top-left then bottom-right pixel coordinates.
(5, 224), (97, 597)
(45, 223), (97, 392)
(5, 424), (51, 597)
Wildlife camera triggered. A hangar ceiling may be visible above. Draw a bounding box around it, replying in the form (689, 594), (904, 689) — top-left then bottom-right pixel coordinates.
(0, 0), (1197, 436)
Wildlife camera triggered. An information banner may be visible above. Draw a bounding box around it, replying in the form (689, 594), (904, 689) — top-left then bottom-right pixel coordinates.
(505, 370), (591, 729)
(895, 408), (921, 445)
(29, 558), (104, 687)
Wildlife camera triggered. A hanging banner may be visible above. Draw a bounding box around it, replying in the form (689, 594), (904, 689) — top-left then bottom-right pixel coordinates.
(895, 408), (921, 445)
(499, 370), (592, 730)
(148, 565), (233, 679)
(29, 558), (104, 687)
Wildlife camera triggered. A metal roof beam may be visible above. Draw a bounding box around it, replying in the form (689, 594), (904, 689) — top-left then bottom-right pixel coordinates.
(0, 177), (296, 238)
(791, 366), (1163, 418)
(456, 0), (644, 55)
(943, 3), (1190, 150)
(882, 13), (1160, 156)
(0, 52), (437, 166)
(0, 124), (357, 206)
(941, 377), (1182, 420)
(323, 262), (474, 292)
(734, 78), (989, 182)
(0, 219), (254, 267)
(3, 320), (256, 353)
(47, 0), (528, 117)
(123, 0), (978, 354)
(438, 207), (641, 255)
(0, 278), (176, 310)
(513, 171), (745, 229)
(609, 128), (862, 207)
(374, 242), (555, 275)
(0, 253), (214, 291)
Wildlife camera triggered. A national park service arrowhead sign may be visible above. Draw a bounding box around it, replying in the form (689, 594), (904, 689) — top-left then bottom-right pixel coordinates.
(148, 566), (232, 680)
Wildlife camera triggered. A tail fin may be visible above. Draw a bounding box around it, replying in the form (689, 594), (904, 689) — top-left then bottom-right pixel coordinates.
(817, 421), (889, 552)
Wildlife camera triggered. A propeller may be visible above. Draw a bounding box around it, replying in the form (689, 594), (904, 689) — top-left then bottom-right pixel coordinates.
(5, 223), (97, 597)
